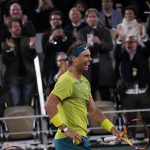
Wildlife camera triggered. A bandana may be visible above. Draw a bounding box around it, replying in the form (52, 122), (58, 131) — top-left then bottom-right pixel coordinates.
(68, 44), (88, 58)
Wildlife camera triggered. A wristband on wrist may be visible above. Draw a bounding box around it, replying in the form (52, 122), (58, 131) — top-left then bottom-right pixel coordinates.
(50, 113), (64, 127)
(61, 126), (68, 133)
(101, 119), (114, 133)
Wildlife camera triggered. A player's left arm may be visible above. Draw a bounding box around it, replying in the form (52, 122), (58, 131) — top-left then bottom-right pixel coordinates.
(88, 98), (106, 123)
(87, 98), (119, 136)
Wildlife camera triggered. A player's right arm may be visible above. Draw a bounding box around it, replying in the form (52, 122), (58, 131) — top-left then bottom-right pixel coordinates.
(44, 93), (81, 142)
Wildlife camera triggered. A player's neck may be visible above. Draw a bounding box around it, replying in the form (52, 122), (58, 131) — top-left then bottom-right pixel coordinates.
(68, 66), (82, 80)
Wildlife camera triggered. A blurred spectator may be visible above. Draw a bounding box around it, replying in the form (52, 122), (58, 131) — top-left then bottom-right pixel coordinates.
(99, 0), (123, 29)
(0, 0), (38, 16)
(52, 0), (77, 26)
(115, 2), (123, 13)
(114, 35), (150, 124)
(0, 3), (36, 42)
(146, 15), (150, 38)
(129, 0), (148, 22)
(42, 15), (75, 91)
(145, 1), (150, 38)
(30, 0), (55, 33)
(65, 7), (86, 39)
(1, 19), (37, 106)
(78, 8), (115, 100)
(73, 0), (88, 17)
(48, 10), (63, 30)
(0, 1), (3, 25)
(115, 5), (148, 46)
(48, 52), (68, 91)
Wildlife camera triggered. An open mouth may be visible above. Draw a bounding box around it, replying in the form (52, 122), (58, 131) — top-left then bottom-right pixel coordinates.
(84, 62), (90, 69)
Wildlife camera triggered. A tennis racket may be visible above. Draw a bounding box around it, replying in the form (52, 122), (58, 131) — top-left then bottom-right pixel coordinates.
(104, 119), (150, 150)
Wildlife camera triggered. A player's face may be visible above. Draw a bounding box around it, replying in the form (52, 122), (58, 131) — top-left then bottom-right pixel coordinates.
(76, 49), (92, 72)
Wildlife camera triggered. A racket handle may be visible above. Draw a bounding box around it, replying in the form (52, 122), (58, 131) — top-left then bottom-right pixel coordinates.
(104, 136), (116, 142)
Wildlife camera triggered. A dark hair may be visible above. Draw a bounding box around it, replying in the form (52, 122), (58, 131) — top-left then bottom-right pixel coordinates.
(124, 5), (137, 17)
(85, 8), (99, 19)
(74, 0), (88, 10)
(67, 40), (86, 65)
(67, 40), (86, 56)
(49, 10), (63, 20)
(7, 18), (22, 29)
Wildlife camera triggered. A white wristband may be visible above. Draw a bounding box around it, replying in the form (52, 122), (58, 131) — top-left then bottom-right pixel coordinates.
(61, 126), (68, 133)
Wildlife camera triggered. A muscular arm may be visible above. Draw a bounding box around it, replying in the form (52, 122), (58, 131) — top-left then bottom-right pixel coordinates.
(44, 93), (60, 118)
(44, 93), (82, 141)
(44, 93), (69, 132)
(88, 98), (106, 124)
(88, 98), (119, 135)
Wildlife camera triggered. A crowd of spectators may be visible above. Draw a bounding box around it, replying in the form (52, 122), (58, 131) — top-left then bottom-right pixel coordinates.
(0, 0), (150, 128)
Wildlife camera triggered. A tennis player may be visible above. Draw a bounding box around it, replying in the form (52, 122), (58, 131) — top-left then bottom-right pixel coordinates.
(44, 40), (120, 150)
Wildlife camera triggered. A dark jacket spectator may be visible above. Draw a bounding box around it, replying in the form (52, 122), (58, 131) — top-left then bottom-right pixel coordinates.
(30, 0), (55, 33)
(65, 7), (87, 39)
(114, 35), (150, 125)
(1, 19), (36, 106)
(42, 25), (75, 89)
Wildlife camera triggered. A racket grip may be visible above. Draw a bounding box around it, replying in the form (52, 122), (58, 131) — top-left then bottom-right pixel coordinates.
(104, 136), (116, 142)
